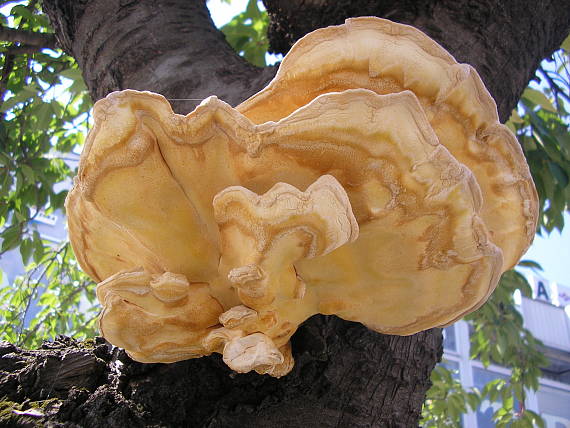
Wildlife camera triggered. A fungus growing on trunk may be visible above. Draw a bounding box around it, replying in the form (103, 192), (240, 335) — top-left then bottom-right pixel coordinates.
(66, 18), (537, 377)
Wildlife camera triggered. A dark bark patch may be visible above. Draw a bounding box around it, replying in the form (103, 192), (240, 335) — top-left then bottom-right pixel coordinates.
(0, 317), (442, 427)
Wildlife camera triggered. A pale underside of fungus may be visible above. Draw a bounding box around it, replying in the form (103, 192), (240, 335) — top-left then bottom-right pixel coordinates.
(66, 17), (538, 377)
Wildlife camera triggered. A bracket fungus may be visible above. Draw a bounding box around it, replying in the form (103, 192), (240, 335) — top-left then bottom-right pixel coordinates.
(66, 17), (538, 377)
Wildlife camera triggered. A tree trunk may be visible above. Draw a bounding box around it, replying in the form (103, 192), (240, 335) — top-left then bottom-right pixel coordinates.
(263, 0), (570, 122)
(1, 0), (568, 426)
(0, 321), (441, 427)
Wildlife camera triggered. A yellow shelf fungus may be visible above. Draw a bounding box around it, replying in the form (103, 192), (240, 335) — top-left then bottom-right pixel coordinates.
(66, 18), (538, 377)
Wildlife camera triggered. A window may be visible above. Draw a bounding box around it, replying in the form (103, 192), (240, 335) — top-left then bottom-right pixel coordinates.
(538, 387), (570, 427)
(443, 325), (457, 352)
(472, 368), (510, 428)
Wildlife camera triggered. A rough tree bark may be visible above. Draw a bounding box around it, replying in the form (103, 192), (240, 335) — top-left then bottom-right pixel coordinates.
(1, 0), (568, 427)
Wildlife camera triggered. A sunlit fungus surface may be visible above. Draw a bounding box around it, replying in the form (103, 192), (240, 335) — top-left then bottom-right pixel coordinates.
(66, 17), (538, 377)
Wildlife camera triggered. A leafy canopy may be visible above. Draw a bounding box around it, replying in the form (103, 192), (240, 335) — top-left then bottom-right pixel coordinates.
(0, 0), (96, 347)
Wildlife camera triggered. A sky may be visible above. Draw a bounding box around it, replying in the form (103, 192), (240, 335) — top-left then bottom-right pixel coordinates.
(522, 213), (570, 286)
(208, 0), (250, 27)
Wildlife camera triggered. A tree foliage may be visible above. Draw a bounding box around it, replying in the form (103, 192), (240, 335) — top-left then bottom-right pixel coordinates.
(0, 1), (569, 426)
(510, 46), (570, 233)
(221, 0), (269, 67)
(0, 0), (96, 346)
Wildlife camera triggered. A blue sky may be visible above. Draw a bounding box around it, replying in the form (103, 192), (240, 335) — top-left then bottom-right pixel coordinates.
(522, 213), (570, 286)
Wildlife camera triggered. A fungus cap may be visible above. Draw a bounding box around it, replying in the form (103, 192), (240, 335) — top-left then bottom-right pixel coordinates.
(66, 17), (537, 377)
(238, 17), (538, 271)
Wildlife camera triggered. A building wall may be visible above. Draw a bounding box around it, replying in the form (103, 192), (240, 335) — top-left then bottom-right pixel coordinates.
(443, 290), (570, 428)
(0, 209), (68, 324)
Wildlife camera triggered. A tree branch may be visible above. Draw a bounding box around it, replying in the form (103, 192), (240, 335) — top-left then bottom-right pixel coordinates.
(42, 0), (276, 113)
(0, 26), (57, 49)
(0, 1), (45, 111)
(3, 44), (49, 55)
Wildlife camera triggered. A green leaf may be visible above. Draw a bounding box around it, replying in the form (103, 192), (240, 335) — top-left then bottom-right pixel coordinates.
(466, 392), (480, 410)
(522, 88), (557, 113)
(511, 418), (532, 428)
(562, 34), (570, 52)
(221, 0), (268, 67)
(244, 0), (260, 19)
(547, 161), (569, 188)
(524, 410), (545, 428)
(1, 224), (22, 252)
(32, 230), (44, 263)
(19, 237), (33, 265)
(20, 163), (35, 183)
(0, 83), (39, 112)
(503, 394), (514, 411)
(38, 292), (57, 307)
(50, 99), (64, 117)
(32, 102), (54, 131)
(11, 4), (34, 20)
(517, 260), (543, 270)
(509, 109), (524, 124)
(58, 68), (84, 81)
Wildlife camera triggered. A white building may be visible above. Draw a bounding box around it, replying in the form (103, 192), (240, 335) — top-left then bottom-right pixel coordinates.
(443, 274), (570, 427)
